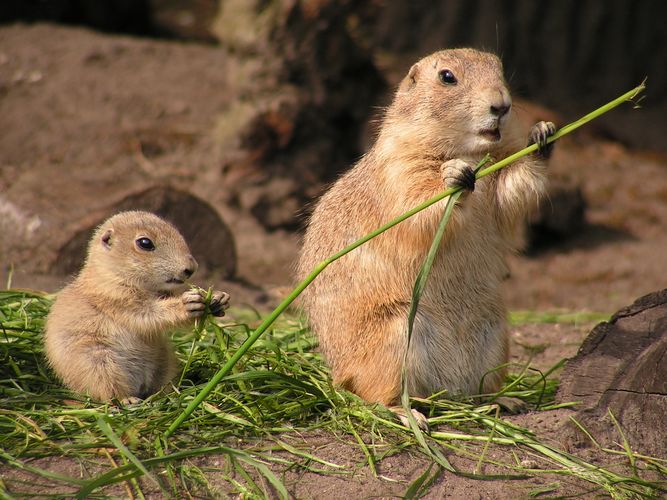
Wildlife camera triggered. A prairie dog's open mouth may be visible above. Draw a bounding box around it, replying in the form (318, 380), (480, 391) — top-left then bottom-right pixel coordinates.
(166, 278), (184, 285)
(479, 128), (501, 142)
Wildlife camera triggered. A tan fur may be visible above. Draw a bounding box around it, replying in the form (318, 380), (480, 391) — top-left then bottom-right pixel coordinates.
(298, 49), (550, 406)
(44, 211), (229, 402)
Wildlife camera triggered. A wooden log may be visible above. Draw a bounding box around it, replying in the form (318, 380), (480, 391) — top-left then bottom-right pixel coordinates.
(557, 289), (667, 457)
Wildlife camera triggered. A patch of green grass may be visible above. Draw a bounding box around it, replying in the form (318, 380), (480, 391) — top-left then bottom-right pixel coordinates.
(1, 290), (665, 499)
(509, 310), (611, 327)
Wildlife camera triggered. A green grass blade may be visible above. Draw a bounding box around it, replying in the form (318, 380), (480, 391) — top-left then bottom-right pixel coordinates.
(0, 451), (85, 486)
(93, 415), (162, 495)
(398, 190), (462, 471)
(234, 454), (289, 500)
(347, 417), (378, 476)
(404, 462), (437, 500)
(399, 157), (491, 473)
(274, 439), (345, 469)
(75, 445), (288, 498)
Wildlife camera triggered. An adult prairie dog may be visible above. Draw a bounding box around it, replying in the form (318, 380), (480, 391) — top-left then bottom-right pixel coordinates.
(44, 211), (230, 403)
(298, 48), (555, 416)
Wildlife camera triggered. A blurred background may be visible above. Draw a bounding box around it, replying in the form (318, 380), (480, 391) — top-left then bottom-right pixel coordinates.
(1, 0), (666, 311)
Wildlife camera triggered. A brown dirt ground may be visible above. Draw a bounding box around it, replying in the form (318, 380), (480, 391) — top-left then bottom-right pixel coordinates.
(1, 23), (666, 499)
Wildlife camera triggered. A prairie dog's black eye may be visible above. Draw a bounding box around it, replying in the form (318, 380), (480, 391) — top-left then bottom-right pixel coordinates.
(136, 237), (155, 251)
(438, 69), (457, 85)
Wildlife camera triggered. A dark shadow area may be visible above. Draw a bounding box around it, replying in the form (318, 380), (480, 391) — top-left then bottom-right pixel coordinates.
(0, 0), (219, 42)
(527, 222), (635, 256)
(0, 0), (154, 36)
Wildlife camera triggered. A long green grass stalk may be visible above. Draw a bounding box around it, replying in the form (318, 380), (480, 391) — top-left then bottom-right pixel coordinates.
(165, 81), (646, 437)
(475, 415), (660, 498)
(399, 156), (491, 447)
(95, 415), (162, 492)
(399, 184), (476, 473)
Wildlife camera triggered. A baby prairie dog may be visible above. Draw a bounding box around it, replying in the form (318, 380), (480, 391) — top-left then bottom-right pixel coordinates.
(44, 211), (230, 403)
(298, 49), (556, 417)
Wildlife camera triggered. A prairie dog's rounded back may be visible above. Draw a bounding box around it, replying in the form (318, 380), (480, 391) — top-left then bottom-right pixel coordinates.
(83, 210), (197, 296)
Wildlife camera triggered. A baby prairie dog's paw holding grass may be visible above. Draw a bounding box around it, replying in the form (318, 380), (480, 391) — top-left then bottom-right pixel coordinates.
(182, 289), (207, 318)
(209, 290), (231, 317)
(441, 159), (476, 193)
(186, 286), (231, 318)
(528, 121), (557, 158)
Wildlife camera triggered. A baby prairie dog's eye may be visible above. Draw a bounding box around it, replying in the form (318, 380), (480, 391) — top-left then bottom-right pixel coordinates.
(438, 69), (457, 85)
(136, 237), (155, 251)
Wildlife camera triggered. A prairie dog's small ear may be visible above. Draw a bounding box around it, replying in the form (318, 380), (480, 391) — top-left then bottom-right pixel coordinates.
(101, 229), (113, 250)
(398, 62), (420, 92)
(407, 62), (419, 83)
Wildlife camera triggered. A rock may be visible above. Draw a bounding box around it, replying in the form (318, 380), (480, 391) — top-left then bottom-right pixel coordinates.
(52, 186), (236, 278)
(557, 289), (667, 457)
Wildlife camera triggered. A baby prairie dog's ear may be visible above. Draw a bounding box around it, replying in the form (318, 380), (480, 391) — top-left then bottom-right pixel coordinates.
(101, 229), (114, 250)
(398, 62), (420, 93)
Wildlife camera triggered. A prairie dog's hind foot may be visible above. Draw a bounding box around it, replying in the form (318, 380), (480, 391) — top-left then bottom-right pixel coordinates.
(528, 121), (557, 158)
(492, 396), (527, 414)
(120, 396), (143, 406)
(441, 159), (476, 193)
(390, 406), (430, 432)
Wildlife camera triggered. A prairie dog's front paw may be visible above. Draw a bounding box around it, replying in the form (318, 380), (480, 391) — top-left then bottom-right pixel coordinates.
(528, 121), (557, 158)
(440, 159), (476, 192)
(209, 291), (231, 317)
(182, 289), (206, 318)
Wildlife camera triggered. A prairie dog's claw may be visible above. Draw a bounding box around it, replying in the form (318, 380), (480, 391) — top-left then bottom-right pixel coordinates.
(209, 291), (231, 317)
(528, 121), (557, 158)
(182, 289), (206, 318)
(120, 396), (143, 406)
(441, 159), (476, 192)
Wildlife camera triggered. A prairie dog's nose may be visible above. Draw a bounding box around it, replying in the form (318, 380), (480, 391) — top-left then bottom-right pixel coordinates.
(489, 88), (512, 118)
(490, 102), (511, 118)
(182, 255), (198, 279)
